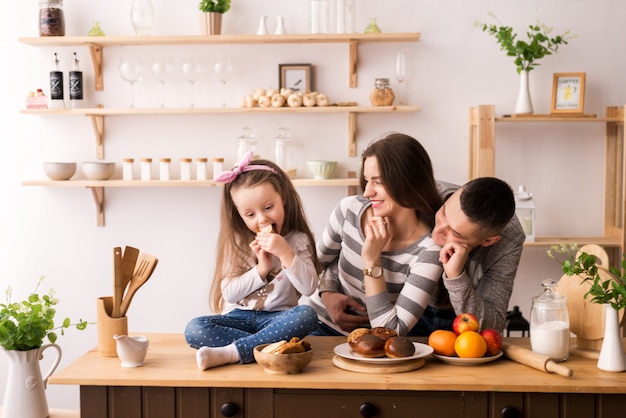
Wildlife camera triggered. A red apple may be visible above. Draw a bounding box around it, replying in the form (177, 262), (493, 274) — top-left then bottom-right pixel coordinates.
(452, 313), (480, 335)
(480, 328), (503, 356)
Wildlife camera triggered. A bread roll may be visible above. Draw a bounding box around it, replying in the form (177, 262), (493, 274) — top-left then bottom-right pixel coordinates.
(370, 327), (397, 341)
(384, 336), (415, 358)
(352, 334), (386, 357)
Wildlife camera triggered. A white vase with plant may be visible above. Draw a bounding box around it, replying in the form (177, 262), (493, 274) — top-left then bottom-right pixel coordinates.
(476, 13), (573, 114)
(0, 276), (89, 417)
(548, 244), (626, 372)
(199, 0), (231, 35)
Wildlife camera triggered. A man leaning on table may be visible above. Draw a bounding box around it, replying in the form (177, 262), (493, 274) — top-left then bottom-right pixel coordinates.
(306, 177), (525, 336)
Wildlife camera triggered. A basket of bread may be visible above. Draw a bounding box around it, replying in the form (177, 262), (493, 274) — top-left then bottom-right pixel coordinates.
(253, 337), (313, 374)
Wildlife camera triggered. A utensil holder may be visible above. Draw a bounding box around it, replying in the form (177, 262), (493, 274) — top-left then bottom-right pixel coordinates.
(97, 296), (128, 357)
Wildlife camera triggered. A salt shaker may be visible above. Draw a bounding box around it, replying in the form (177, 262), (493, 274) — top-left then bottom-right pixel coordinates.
(180, 158), (192, 181)
(122, 158), (134, 181)
(196, 158), (208, 181)
(140, 158), (152, 181)
(530, 279), (570, 361)
(159, 158), (171, 181)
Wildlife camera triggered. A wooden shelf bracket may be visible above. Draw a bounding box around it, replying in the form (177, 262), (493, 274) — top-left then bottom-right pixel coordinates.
(88, 112), (105, 159)
(348, 112), (357, 157)
(88, 44), (104, 91)
(88, 186), (105, 227)
(349, 40), (358, 88)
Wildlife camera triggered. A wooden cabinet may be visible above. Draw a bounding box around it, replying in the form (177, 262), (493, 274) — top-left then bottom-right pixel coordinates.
(468, 105), (625, 260)
(19, 34), (421, 225)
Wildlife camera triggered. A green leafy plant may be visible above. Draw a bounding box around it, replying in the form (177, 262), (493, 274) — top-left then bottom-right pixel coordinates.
(476, 13), (574, 73)
(0, 276), (89, 351)
(198, 0), (230, 13)
(547, 244), (626, 310)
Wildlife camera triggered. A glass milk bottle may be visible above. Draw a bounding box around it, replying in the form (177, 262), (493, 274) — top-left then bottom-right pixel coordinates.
(530, 279), (570, 361)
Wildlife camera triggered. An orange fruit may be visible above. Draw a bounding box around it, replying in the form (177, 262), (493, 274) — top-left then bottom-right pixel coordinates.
(454, 331), (487, 358)
(428, 329), (457, 356)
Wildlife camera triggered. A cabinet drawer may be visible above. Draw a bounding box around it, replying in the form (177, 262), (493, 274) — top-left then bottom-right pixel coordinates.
(274, 390), (486, 417)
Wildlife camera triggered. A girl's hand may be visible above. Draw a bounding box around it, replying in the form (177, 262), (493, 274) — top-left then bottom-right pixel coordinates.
(362, 216), (390, 266)
(250, 239), (272, 279)
(255, 231), (295, 268)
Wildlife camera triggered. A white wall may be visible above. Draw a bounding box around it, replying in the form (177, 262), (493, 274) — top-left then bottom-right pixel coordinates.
(1, 0), (624, 409)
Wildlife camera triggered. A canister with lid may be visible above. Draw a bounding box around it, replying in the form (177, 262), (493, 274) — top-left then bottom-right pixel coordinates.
(530, 279), (570, 361)
(140, 158), (152, 181)
(370, 78), (395, 106)
(196, 158), (208, 181)
(159, 158), (171, 181)
(39, 0), (65, 36)
(212, 157), (224, 179)
(180, 158), (192, 181)
(122, 158), (135, 181)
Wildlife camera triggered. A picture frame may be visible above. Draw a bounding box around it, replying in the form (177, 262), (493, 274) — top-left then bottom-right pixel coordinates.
(550, 72), (586, 114)
(279, 64), (312, 92)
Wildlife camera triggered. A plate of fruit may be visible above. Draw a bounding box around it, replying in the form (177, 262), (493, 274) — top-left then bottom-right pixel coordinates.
(428, 313), (504, 366)
(334, 327), (434, 365)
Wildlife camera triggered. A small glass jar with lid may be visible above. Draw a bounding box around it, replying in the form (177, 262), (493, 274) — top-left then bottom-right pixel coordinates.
(370, 78), (395, 106)
(196, 158), (208, 181)
(237, 127), (258, 160)
(122, 158), (135, 181)
(180, 158), (192, 181)
(140, 158), (152, 181)
(39, 0), (65, 36)
(159, 158), (171, 181)
(273, 126), (296, 179)
(212, 157), (224, 179)
(530, 279), (570, 361)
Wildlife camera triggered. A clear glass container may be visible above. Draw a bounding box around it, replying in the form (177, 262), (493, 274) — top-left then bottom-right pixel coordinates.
(336, 0), (355, 33)
(310, 0), (329, 34)
(530, 279), (570, 361)
(370, 78), (395, 106)
(273, 126), (296, 178)
(39, 0), (65, 36)
(212, 157), (224, 179)
(237, 127), (258, 160)
(130, 0), (155, 36)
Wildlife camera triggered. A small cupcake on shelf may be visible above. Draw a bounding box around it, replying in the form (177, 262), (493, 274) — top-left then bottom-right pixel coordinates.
(25, 89), (48, 109)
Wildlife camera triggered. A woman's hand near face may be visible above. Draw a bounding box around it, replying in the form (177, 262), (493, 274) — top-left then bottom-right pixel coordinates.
(362, 216), (390, 266)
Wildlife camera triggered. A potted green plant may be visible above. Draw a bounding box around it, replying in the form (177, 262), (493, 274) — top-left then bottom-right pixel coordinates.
(548, 244), (626, 372)
(0, 276), (89, 417)
(198, 0), (231, 35)
(476, 13), (573, 114)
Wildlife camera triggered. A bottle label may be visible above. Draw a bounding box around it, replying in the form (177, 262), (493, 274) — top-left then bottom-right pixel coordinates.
(69, 71), (83, 100)
(50, 71), (63, 100)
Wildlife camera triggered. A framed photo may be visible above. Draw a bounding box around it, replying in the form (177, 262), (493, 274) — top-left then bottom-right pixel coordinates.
(279, 64), (312, 92)
(551, 72), (586, 114)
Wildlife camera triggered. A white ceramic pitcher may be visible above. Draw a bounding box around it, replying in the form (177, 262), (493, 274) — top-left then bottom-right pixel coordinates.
(2, 343), (62, 418)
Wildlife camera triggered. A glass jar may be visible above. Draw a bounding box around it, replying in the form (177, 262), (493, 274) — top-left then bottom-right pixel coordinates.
(159, 158), (171, 181)
(196, 158), (208, 181)
(237, 127), (258, 160)
(130, 0), (155, 36)
(273, 126), (296, 178)
(140, 158), (152, 181)
(212, 157), (224, 179)
(309, 0), (329, 34)
(122, 158), (135, 181)
(39, 0), (65, 37)
(336, 0), (355, 33)
(180, 158), (192, 181)
(530, 279), (570, 361)
(370, 78), (395, 106)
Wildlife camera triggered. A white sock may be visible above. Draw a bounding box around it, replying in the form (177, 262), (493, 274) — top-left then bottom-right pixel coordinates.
(196, 344), (240, 370)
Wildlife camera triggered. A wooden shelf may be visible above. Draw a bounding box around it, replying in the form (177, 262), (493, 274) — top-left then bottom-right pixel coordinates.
(23, 178), (360, 227)
(21, 105), (420, 159)
(18, 33), (421, 90)
(468, 104), (626, 262)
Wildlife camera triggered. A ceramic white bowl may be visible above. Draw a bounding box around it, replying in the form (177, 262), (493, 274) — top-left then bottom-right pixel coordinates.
(253, 344), (314, 374)
(82, 162), (116, 180)
(43, 162), (77, 181)
(306, 160), (337, 180)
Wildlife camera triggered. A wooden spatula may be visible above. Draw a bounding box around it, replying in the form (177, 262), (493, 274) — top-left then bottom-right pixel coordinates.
(111, 247), (124, 318)
(121, 246), (140, 294)
(120, 252), (158, 317)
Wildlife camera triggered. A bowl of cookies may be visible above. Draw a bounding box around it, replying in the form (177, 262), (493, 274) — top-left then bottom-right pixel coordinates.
(253, 337), (313, 374)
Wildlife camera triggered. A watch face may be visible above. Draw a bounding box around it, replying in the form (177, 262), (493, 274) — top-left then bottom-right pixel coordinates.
(371, 266), (383, 277)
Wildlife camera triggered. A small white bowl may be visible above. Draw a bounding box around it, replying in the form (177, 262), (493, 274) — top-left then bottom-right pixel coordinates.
(82, 162), (116, 180)
(43, 162), (77, 181)
(306, 160), (337, 180)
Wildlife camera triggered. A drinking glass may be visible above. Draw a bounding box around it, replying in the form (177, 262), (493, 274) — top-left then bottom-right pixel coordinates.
(151, 56), (173, 108)
(181, 57), (203, 108)
(395, 52), (407, 105)
(118, 57), (143, 108)
(213, 56), (235, 107)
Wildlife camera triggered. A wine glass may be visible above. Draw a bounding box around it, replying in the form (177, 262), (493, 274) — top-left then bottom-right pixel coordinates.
(118, 57), (143, 108)
(181, 57), (204, 108)
(395, 52), (407, 105)
(151, 56), (173, 108)
(213, 56), (235, 107)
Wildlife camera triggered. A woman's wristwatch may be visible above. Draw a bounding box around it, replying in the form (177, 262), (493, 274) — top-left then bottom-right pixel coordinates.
(363, 266), (383, 277)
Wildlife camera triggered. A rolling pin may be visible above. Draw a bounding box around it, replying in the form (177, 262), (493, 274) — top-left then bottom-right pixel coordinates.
(502, 342), (573, 377)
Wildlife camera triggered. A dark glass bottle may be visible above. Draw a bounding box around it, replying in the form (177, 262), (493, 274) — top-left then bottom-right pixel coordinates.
(49, 52), (64, 108)
(69, 52), (84, 108)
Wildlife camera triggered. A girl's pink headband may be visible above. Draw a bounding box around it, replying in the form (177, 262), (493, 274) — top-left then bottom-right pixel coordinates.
(214, 151), (277, 184)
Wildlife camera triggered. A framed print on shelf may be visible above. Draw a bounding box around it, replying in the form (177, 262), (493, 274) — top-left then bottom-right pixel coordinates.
(550, 72), (586, 114)
(279, 64), (312, 92)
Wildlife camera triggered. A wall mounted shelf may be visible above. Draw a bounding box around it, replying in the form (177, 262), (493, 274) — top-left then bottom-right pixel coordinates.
(18, 33), (421, 90)
(21, 105), (420, 159)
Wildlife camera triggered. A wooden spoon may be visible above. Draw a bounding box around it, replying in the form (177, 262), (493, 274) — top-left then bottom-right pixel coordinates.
(119, 252), (158, 317)
(111, 247), (123, 318)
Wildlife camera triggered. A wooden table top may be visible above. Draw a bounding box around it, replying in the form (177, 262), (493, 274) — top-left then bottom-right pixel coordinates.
(50, 334), (626, 394)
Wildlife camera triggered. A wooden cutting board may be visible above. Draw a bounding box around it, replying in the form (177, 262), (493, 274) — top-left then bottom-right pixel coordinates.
(554, 244), (624, 350)
(331, 355), (425, 373)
